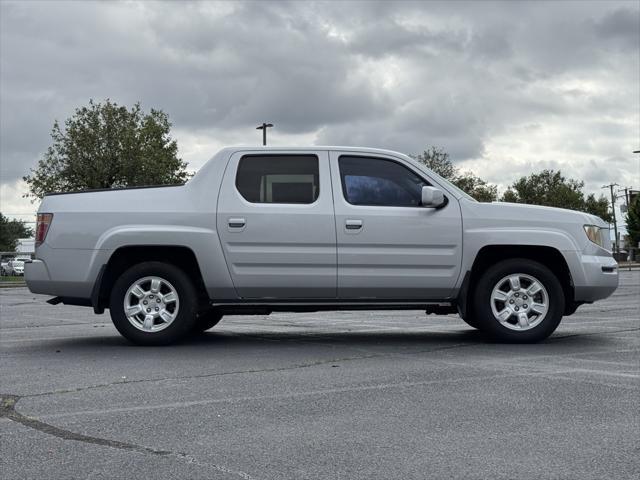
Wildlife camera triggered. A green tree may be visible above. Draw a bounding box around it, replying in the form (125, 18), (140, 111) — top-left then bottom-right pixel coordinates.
(24, 99), (189, 200)
(413, 146), (457, 179)
(0, 213), (33, 252)
(454, 172), (498, 203)
(500, 170), (613, 222)
(411, 147), (498, 202)
(625, 195), (640, 249)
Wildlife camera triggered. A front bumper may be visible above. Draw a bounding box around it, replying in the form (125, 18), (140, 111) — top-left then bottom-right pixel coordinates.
(572, 254), (619, 302)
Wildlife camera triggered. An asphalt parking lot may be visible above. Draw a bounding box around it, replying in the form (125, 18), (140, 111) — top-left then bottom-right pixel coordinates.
(1, 271), (638, 480)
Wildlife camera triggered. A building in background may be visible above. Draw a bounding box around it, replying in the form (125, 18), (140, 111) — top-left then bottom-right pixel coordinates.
(16, 238), (35, 255)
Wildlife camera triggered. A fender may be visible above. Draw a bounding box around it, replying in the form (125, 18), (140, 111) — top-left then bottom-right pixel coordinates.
(92, 225), (236, 299)
(457, 227), (580, 290)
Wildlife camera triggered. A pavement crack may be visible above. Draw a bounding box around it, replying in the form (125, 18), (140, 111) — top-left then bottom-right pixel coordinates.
(1, 394), (173, 455)
(0, 394), (258, 480)
(23, 342), (475, 399)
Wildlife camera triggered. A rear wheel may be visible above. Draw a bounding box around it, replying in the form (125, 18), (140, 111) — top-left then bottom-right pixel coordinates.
(472, 258), (564, 343)
(109, 262), (198, 345)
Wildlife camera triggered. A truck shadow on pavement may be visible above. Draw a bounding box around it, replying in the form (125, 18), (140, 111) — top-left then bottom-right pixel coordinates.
(19, 325), (628, 354)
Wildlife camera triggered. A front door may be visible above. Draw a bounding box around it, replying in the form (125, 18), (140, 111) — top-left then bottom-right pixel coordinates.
(216, 151), (336, 299)
(329, 152), (463, 300)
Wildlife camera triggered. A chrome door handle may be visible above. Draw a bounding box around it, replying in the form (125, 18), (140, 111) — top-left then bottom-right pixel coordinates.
(228, 218), (246, 228)
(345, 219), (363, 230)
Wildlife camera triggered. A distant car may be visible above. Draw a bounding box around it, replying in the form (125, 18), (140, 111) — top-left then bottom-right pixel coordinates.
(6, 259), (25, 276)
(0, 258), (12, 275)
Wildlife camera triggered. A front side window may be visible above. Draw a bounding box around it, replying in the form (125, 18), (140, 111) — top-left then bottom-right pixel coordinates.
(339, 156), (429, 207)
(236, 155), (319, 204)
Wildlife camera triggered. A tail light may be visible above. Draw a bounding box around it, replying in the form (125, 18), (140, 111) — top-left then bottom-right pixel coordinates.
(35, 213), (53, 247)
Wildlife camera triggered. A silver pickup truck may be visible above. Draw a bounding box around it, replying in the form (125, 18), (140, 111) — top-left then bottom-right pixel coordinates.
(25, 146), (618, 345)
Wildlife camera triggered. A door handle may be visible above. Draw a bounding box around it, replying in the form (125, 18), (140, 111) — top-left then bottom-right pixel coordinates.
(228, 218), (246, 228)
(345, 219), (363, 230)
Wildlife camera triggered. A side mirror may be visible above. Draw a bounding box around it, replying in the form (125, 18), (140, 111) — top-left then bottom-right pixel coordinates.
(421, 186), (445, 208)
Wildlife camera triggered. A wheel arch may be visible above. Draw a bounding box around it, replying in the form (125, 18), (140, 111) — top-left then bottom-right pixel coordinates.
(460, 245), (575, 317)
(94, 245), (210, 314)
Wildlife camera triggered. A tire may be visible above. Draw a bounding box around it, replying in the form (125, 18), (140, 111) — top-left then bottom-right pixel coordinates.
(461, 314), (481, 330)
(193, 309), (223, 333)
(471, 258), (565, 343)
(109, 261), (199, 345)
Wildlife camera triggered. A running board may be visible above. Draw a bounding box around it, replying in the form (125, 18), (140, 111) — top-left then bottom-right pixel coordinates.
(210, 300), (456, 314)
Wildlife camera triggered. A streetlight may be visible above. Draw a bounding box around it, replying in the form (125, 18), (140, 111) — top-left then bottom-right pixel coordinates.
(256, 123), (273, 146)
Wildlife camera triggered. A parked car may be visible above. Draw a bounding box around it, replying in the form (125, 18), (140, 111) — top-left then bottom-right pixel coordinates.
(6, 259), (25, 276)
(0, 258), (13, 276)
(25, 146), (618, 345)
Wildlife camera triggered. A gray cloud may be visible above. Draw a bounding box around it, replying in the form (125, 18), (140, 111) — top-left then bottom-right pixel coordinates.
(1, 0), (638, 213)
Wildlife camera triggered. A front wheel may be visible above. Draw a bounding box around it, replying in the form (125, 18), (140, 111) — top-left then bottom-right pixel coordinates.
(109, 262), (199, 345)
(472, 259), (565, 343)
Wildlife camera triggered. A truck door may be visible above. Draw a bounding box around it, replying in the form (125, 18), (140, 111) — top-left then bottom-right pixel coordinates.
(216, 151), (337, 299)
(329, 152), (463, 300)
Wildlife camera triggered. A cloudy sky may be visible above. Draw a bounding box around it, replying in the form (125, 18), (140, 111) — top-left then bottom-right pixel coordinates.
(1, 0), (638, 218)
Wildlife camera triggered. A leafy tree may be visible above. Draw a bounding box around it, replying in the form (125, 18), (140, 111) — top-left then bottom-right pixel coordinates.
(411, 147), (498, 202)
(500, 170), (613, 222)
(583, 193), (612, 223)
(24, 99), (189, 200)
(413, 146), (457, 179)
(625, 195), (640, 249)
(454, 172), (498, 203)
(0, 213), (33, 252)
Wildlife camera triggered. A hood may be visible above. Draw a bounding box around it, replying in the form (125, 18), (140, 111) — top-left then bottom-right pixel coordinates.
(477, 201), (609, 228)
(460, 199), (612, 253)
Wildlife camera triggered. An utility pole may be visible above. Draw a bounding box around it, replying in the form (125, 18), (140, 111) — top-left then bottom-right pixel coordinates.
(602, 183), (619, 254)
(256, 123), (273, 146)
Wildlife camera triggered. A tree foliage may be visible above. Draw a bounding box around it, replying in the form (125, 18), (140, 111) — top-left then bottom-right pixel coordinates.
(500, 170), (613, 222)
(625, 195), (640, 249)
(413, 147), (457, 180)
(0, 213), (33, 252)
(454, 172), (498, 203)
(24, 99), (189, 199)
(412, 147), (498, 202)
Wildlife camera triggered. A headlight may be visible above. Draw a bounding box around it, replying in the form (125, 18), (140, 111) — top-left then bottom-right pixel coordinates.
(584, 225), (605, 248)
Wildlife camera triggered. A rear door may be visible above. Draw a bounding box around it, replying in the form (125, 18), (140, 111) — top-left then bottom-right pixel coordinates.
(329, 152), (463, 300)
(216, 150), (336, 299)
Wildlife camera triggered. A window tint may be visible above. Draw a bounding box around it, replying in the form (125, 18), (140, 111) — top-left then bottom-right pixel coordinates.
(339, 156), (429, 207)
(236, 155), (319, 204)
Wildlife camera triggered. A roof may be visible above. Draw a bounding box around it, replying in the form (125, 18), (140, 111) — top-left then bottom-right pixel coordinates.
(216, 145), (409, 158)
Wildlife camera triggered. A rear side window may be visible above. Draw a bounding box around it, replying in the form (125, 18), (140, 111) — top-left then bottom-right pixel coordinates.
(236, 155), (319, 204)
(339, 156), (429, 207)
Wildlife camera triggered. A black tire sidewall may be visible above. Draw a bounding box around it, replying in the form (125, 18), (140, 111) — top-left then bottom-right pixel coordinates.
(109, 262), (198, 345)
(473, 258), (565, 343)
(194, 309), (223, 333)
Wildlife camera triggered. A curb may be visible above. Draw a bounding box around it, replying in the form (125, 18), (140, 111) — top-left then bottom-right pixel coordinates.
(0, 283), (26, 288)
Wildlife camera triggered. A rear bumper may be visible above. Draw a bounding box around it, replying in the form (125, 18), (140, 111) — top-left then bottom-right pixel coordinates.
(24, 259), (51, 293)
(572, 254), (618, 302)
(25, 258), (92, 298)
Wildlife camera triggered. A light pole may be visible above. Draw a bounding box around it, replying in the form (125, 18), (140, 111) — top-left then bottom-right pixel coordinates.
(256, 123), (273, 146)
(602, 183), (619, 254)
